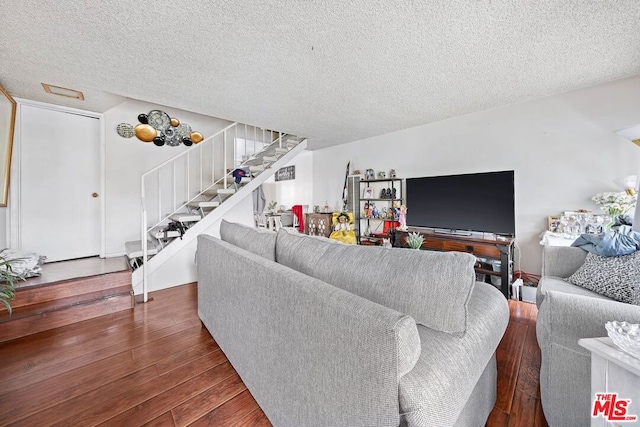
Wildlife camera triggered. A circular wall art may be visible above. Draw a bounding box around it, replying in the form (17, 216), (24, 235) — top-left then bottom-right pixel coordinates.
(134, 124), (157, 142)
(147, 110), (171, 131)
(116, 123), (135, 138)
(119, 109), (204, 147)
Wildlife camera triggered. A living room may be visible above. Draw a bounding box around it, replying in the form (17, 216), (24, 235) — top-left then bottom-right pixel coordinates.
(1, 2), (640, 426)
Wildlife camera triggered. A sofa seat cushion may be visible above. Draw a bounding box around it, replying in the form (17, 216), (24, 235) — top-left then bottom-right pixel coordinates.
(536, 276), (612, 307)
(276, 229), (476, 334)
(399, 282), (509, 426)
(219, 219), (277, 261)
(566, 251), (640, 305)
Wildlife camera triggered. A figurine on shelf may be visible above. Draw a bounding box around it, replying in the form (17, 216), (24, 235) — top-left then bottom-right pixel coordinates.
(398, 204), (408, 230)
(367, 202), (374, 218)
(365, 169), (375, 180)
(363, 202), (369, 218)
(391, 188), (396, 199)
(389, 169), (396, 178)
(371, 203), (378, 218)
(380, 188), (387, 199)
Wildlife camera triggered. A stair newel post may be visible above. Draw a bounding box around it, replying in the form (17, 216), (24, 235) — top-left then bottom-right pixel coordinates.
(140, 181), (149, 303)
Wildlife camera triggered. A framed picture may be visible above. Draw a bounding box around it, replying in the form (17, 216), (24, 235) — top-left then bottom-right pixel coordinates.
(0, 84), (16, 207)
(363, 187), (374, 199)
(547, 216), (561, 232)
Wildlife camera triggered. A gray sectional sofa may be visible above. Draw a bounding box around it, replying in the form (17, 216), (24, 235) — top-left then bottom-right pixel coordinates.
(536, 246), (640, 427)
(197, 220), (510, 427)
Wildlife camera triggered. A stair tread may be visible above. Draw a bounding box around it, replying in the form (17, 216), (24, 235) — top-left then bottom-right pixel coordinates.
(152, 230), (181, 239)
(168, 213), (201, 222)
(187, 201), (220, 208)
(216, 188), (236, 194)
(125, 241), (158, 258)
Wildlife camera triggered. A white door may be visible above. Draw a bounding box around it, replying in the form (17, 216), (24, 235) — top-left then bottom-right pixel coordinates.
(19, 104), (101, 262)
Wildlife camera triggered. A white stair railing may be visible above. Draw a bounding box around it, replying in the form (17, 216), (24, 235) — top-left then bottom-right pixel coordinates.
(139, 122), (299, 302)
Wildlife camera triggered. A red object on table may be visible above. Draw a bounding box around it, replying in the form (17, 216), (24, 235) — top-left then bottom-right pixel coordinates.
(292, 205), (304, 232)
(383, 220), (400, 234)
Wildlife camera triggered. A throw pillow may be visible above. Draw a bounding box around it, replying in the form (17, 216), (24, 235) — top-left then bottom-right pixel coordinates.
(566, 251), (640, 305)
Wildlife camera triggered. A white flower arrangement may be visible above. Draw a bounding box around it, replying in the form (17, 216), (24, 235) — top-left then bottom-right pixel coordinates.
(592, 192), (637, 216)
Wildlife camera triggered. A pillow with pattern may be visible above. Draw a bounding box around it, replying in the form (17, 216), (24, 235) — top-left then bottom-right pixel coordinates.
(566, 250), (640, 305)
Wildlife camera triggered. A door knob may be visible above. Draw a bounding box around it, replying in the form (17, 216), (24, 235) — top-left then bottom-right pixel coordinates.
(92, 192), (99, 198)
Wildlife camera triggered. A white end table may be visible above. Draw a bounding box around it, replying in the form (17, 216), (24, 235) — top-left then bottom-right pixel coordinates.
(579, 337), (640, 426)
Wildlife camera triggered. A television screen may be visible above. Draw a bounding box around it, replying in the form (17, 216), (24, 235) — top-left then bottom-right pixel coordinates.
(405, 170), (515, 236)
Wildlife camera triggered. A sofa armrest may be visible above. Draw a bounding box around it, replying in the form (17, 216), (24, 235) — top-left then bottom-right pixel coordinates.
(197, 235), (421, 427)
(537, 290), (640, 356)
(536, 290), (640, 427)
(541, 246), (588, 278)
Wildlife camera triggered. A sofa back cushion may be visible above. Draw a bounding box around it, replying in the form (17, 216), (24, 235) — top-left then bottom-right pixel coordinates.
(276, 230), (476, 334)
(220, 220), (277, 261)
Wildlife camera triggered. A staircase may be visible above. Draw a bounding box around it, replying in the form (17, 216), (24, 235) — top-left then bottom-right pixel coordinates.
(126, 122), (307, 301)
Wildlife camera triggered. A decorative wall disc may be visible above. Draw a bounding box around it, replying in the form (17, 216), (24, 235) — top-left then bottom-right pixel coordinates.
(191, 131), (204, 144)
(175, 123), (192, 139)
(164, 127), (181, 146)
(153, 135), (166, 146)
(116, 123), (135, 138)
(134, 124), (157, 142)
(147, 110), (171, 131)
(124, 110), (203, 147)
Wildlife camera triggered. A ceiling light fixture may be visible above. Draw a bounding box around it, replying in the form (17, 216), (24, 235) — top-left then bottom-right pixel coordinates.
(41, 83), (84, 100)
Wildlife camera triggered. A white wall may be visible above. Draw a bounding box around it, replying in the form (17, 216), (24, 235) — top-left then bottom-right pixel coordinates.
(312, 76), (640, 274)
(104, 99), (231, 256)
(261, 151), (314, 211)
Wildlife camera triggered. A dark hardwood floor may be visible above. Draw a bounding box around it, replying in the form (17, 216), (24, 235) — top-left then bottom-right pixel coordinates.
(0, 282), (547, 426)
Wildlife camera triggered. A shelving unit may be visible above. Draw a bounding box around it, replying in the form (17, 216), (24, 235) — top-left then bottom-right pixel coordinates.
(358, 178), (403, 245)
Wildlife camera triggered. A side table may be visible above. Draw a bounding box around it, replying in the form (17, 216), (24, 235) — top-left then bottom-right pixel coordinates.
(305, 213), (333, 238)
(578, 337), (640, 426)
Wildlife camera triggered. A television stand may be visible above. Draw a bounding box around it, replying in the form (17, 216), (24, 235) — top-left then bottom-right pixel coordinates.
(394, 229), (514, 298)
(432, 228), (473, 236)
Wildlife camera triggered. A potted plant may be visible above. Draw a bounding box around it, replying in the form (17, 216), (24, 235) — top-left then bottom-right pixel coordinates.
(0, 255), (19, 316)
(267, 201), (278, 214)
(406, 232), (424, 249)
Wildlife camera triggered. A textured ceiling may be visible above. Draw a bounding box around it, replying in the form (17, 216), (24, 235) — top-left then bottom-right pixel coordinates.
(1, 1), (640, 149)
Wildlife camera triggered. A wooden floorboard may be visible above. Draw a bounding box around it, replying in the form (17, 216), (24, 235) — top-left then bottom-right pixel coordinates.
(0, 283), (547, 426)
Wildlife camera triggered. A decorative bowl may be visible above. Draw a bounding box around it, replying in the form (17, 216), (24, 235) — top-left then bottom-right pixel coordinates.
(605, 321), (640, 360)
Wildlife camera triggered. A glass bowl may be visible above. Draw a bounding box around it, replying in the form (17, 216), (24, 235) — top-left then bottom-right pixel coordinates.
(605, 321), (640, 360)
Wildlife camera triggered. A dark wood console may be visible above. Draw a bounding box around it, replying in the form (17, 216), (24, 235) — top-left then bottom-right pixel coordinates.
(394, 229), (514, 298)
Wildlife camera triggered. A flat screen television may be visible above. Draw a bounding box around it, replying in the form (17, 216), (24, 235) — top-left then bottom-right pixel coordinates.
(405, 170), (515, 236)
